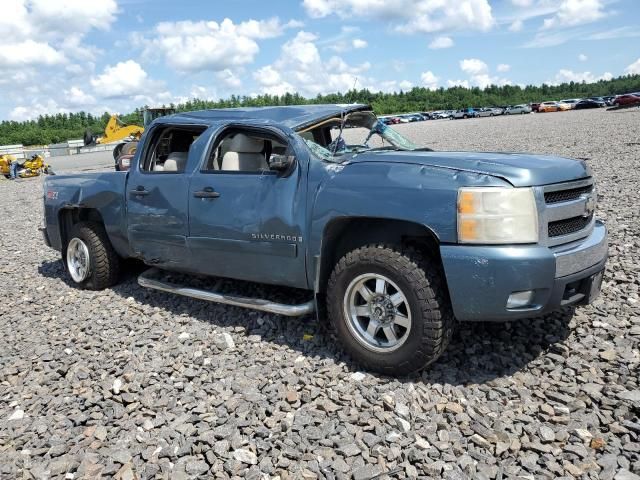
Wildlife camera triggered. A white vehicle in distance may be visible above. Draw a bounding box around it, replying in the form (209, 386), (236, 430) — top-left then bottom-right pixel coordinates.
(559, 98), (582, 110)
(475, 108), (499, 117)
(505, 104), (532, 115)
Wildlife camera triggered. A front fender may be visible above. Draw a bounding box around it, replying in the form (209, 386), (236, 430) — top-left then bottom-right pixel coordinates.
(305, 160), (511, 287)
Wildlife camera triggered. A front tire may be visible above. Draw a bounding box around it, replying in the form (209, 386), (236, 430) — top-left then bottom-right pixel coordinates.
(65, 222), (121, 290)
(327, 245), (454, 375)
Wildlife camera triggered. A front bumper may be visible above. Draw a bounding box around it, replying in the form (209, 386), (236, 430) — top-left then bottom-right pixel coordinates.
(440, 221), (607, 321)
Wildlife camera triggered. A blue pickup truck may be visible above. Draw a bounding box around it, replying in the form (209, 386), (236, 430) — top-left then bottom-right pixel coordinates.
(42, 104), (607, 375)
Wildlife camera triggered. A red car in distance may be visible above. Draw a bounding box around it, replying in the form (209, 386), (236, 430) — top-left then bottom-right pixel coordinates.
(612, 93), (640, 107)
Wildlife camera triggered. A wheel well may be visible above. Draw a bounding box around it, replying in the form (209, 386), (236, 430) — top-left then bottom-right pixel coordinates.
(58, 208), (105, 247)
(316, 217), (444, 295)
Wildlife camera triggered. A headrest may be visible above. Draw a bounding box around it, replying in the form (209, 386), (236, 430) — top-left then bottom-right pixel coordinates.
(227, 134), (264, 153)
(163, 159), (178, 171)
(166, 151), (188, 162)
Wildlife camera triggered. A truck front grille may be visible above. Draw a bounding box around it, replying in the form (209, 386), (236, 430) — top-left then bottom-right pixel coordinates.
(539, 178), (595, 247)
(544, 184), (593, 204)
(549, 214), (593, 237)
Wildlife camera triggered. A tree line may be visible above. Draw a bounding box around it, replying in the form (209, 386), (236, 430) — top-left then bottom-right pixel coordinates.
(1, 74), (639, 146)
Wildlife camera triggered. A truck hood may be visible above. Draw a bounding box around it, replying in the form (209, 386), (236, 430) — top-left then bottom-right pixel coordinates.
(345, 150), (591, 187)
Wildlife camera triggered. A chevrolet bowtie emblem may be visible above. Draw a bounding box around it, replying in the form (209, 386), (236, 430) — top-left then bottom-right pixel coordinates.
(582, 194), (596, 218)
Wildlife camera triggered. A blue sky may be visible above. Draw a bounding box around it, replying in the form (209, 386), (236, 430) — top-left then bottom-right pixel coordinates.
(1, 0), (639, 120)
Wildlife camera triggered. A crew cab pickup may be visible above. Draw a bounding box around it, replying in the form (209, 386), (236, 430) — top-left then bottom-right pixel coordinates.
(42, 104), (608, 375)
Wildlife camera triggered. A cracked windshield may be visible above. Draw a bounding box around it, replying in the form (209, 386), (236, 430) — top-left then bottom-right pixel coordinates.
(300, 111), (419, 162)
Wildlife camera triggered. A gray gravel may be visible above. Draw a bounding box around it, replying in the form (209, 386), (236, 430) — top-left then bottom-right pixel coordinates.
(1, 108), (639, 479)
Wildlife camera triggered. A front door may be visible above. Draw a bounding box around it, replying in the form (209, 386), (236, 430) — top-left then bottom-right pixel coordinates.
(187, 127), (308, 288)
(127, 124), (206, 267)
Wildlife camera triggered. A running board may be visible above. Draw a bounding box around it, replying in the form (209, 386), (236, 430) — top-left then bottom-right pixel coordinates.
(138, 268), (315, 317)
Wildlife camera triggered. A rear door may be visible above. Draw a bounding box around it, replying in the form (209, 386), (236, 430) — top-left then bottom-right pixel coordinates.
(187, 125), (309, 288)
(126, 123), (208, 267)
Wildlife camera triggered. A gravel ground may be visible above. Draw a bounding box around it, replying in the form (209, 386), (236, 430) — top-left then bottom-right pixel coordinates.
(1, 109), (639, 480)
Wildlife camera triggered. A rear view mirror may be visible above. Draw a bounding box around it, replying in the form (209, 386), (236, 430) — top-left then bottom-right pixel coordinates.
(269, 154), (295, 172)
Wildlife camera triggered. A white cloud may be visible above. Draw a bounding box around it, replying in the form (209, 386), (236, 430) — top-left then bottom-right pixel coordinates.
(428, 36), (454, 49)
(542, 0), (606, 29)
(302, 0), (495, 33)
(578, 53), (588, 62)
(420, 71), (439, 90)
(588, 27), (640, 40)
(510, 0), (533, 6)
(549, 69), (613, 85)
(216, 69), (243, 89)
(30, 0), (118, 35)
(625, 58), (640, 75)
(352, 38), (368, 48)
(90, 60), (150, 98)
(253, 31), (379, 97)
(459, 58), (511, 88)
(521, 29), (581, 48)
(146, 18), (295, 73)
(509, 19), (524, 31)
(399, 80), (413, 90)
(64, 87), (96, 107)
(0, 0), (117, 39)
(497, 63), (511, 72)
(0, 39), (66, 67)
(9, 99), (69, 121)
(460, 58), (488, 75)
(0, 0), (117, 69)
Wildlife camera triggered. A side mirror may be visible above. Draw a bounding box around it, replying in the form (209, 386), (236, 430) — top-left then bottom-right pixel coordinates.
(269, 154), (295, 172)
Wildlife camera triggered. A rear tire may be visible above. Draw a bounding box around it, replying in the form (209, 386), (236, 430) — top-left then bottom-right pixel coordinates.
(327, 245), (454, 376)
(64, 222), (121, 290)
(112, 143), (124, 162)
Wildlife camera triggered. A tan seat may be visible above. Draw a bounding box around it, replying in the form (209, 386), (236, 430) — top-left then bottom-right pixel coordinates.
(221, 134), (266, 171)
(162, 151), (188, 172)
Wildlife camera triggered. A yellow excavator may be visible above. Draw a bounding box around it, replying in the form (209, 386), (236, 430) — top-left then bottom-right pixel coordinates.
(84, 107), (175, 170)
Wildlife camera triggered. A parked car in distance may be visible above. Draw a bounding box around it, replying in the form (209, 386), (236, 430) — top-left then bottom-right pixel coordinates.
(559, 99), (581, 110)
(612, 93), (640, 107)
(505, 104), (532, 114)
(530, 102), (541, 112)
(475, 108), (494, 117)
(451, 108), (477, 119)
(602, 96), (616, 105)
(586, 97), (606, 106)
(538, 101), (561, 113)
(574, 99), (604, 110)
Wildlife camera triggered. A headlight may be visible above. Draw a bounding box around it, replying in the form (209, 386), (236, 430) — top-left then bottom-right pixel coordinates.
(121, 157), (131, 167)
(457, 187), (538, 244)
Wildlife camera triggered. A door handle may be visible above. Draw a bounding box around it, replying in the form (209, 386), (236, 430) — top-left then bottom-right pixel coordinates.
(130, 187), (150, 196)
(194, 187), (220, 199)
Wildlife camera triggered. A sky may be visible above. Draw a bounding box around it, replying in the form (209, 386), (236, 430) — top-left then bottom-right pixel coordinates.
(1, 0), (639, 121)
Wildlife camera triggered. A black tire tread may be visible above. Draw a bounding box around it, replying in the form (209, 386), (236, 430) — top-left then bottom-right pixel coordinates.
(326, 244), (454, 375)
(67, 222), (120, 290)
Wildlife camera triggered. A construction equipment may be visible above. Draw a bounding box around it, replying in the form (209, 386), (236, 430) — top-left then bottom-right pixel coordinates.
(84, 115), (144, 147)
(95, 108), (175, 171)
(1, 153), (54, 179)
